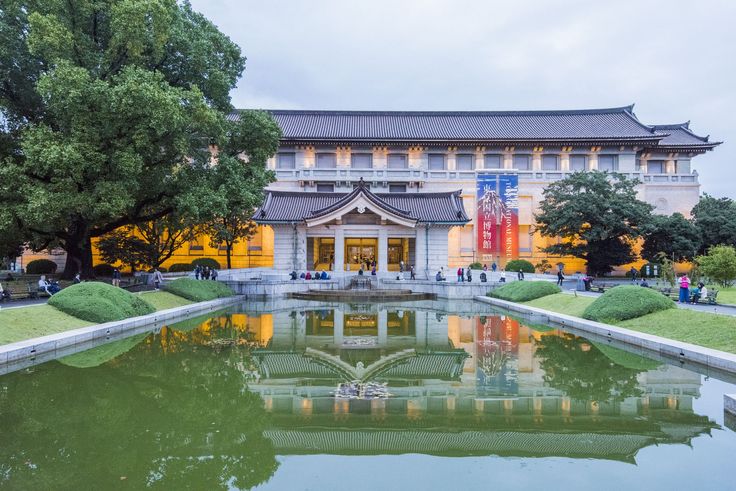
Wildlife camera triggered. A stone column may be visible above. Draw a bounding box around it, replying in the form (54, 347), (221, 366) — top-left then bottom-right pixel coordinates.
(334, 228), (345, 272)
(378, 309), (388, 346)
(415, 226), (427, 278)
(295, 226), (307, 272)
(333, 308), (344, 347)
(378, 228), (388, 272)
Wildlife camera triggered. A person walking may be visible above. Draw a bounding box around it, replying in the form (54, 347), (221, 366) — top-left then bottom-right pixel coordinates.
(677, 273), (691, 303)
(194, 265), (201, 280)
(153, 268), (164, 290)
(491, 262), (497, 273)
(211, 268), (218, 281)
(410, 265), (416, 280)
(556, 269), (565, 286)
(517, 269), (525, 281)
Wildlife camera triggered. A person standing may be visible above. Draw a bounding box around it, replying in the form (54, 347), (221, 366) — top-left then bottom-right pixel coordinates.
(517, 269), (525, 281)
(112, 268), (121, 287)
(194, 265), (201, 280)
(630, 267), (638, 283)
(211, 268), (218, 281)
(410, 265), (416, 280)
(491, 262), (497, 273)
(556, 269), (565, 286)
(677, 273), (691, 303)
(466, 267), (472, 283)
(457, 267), (464, 282)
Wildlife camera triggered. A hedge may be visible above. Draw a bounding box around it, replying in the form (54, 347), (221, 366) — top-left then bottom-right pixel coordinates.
(92, 263), (115, 277)
(487, 281), (561, 302)
(48, 282), (155, 323)
(505, 259), (535, 274)
(164, 277), (234, 302)
(468, 262), (483, 270)
(192, 258), (221, 270)
(168, 263), (195, 273)
(26, 259), (57, 275)
(582, 285), (674, 323)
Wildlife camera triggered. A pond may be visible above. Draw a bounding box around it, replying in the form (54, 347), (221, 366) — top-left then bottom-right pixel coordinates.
(1, 301), (735, 490)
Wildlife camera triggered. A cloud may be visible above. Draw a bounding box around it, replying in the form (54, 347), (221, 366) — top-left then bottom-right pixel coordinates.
(192, 0), (735, 197)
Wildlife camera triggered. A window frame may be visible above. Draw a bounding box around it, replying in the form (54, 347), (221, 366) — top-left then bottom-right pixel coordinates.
(483, 154), (503, 169)
(351, 152), (373, 169)
(315, 152), (337, 169)
(513, 154), (531, 170)
(428, 153), (446, 170)
(455, 153), (475, 171)
(277, 152), (296, 169)
(387, 153), (408, 169)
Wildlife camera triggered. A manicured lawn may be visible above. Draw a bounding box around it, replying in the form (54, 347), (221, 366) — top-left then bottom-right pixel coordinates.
(523, 293), (736, 354)
(713, 286), (736, 305)
(0, 291), (193, 345)
(0, 305), (92, 345)
(523, 293), (595, 318)
(138, 291), (193, 310)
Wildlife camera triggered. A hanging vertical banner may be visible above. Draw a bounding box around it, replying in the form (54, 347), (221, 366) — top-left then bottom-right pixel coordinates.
(476, 173), (519, 262)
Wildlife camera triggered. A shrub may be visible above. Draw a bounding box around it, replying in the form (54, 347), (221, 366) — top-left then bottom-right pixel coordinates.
(164, 277), (234, 302)
(487, 281), (561, 302)
(505, 259), (535, 274)
(696, 245), (736, 287)
(48, 282), (155, 323)
(469, 262), (483, 270)
(26, 259), (57, 275)
(92, 263), (115, 277)
(582, 285), (674, 323)
(192, 257), (221, 270)
(168, 263), (195, 272)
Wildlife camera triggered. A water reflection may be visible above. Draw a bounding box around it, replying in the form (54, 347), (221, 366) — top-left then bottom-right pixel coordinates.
(0, 305), (725, 490)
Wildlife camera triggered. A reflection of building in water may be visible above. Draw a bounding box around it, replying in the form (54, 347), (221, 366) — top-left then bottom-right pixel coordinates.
(239, 308), (714, 462)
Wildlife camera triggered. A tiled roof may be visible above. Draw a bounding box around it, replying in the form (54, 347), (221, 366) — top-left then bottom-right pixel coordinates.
(254, 187), (470, 225)
(230, 106), (665, 142)
(652, 123), (721, 148)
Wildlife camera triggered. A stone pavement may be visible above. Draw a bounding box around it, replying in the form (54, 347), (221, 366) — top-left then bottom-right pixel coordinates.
(561, 289), (736, 317)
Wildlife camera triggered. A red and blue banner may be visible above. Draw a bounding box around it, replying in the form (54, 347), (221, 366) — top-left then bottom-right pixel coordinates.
(476, 173), (519, 262)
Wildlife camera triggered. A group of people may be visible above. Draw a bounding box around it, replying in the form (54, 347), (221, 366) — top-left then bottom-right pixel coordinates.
(37, 275), (61, 296)
(193, 265), (218, 281)
(435, 263), (506, 283)
(677, 273), (708, 304)
(290, 270), (331, 280)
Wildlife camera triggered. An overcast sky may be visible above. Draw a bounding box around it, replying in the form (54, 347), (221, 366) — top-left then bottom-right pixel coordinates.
(191, 0), (734, 198)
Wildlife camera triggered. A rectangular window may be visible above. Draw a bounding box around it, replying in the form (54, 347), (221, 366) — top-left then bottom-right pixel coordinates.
(316, 183), (334, 192)
(428, 153), (446, 170)
(248, 227), (263, 254)
(647, 160), (665, 174)
(513, 154), (530, 170)
(389, 184), (407, 193)
(542, 155), (559, 171)
(598, 155), (618, 172)
(316, 153), (336, 169)
(455, 154), (474, 170)
(189, 237), (204, 254)
(277, 152), (296, 169)
(387, 154), (408, 169)
(484, 154), (502, 169)
(570, 155), (587, 171)
(351, 153), (373, 169)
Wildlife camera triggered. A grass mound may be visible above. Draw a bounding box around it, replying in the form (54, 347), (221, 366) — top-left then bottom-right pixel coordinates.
(164, 278), (234, 302)
(488, 281), (561, 302)
(48, 282), (155, 323)
(583, 285), (674, 323)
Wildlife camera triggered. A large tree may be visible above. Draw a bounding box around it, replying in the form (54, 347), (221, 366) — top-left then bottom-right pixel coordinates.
(199, 111), (280, 269)
(535, 171), (653, 276)
(641, 212), (701, 263)
(0, 1), (260, 278)
(691, 194), (736, 254)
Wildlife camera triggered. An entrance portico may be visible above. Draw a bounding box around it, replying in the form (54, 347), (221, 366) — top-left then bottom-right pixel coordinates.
(255, 179), (469, 278)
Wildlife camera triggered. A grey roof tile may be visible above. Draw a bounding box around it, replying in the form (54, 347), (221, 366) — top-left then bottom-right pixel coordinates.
(652, 123), (721, 148)
(254, 187), (470, 225)
(230, 106), (663, 142)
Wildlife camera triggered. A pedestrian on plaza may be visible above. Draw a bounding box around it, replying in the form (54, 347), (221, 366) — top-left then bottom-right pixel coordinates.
(457, 267), (464, 282)
(203, 267), (210, 280)
(500, 269), (506, 283)
(211, 268), (218, 281)
(153, 268), (164, 290)
(517, 269), (525, 281)
(630, 267), (638, 283)
(491, 262), (497, 273)
(194, 265), (201, 280)
(399, 260), (405, 273)
(677, 273), (691, 303)
(410, 265), (416, 280)
(466, 267), (472, 282)
(112, 268), (121, 287)
(556, 269), (565, 286)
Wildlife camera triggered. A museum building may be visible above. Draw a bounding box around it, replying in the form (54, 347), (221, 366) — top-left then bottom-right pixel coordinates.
(17, 105), (720, 275)
(240, 105), (719, 277)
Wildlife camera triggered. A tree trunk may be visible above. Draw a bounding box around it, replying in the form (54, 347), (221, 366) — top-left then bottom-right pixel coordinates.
(62, 235), (94, 280)
(226, 243), (232, 269)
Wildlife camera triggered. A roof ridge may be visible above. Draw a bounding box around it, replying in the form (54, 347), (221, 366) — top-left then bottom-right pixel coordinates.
(236, 106), (639, 117)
